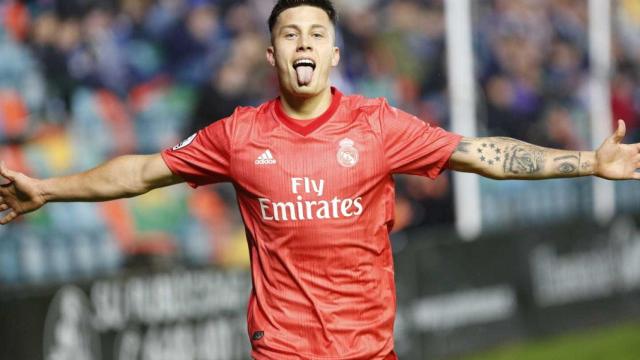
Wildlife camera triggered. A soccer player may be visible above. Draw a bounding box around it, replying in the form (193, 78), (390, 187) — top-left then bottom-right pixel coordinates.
(1, 0), (640, 359)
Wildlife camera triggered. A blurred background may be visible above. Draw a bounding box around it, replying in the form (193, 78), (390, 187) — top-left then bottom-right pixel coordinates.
(0, 0), (639, 359)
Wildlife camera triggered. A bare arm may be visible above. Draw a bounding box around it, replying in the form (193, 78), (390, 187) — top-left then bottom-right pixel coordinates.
(449, 137), (595, 179)
(449, 120), (640, 180)
(0, 154), (183, 224)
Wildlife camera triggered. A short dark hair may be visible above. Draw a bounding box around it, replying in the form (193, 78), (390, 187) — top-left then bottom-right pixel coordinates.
(268, 0), (337, 33)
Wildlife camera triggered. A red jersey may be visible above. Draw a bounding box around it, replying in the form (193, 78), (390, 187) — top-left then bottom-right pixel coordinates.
(161, 88), (462, 359)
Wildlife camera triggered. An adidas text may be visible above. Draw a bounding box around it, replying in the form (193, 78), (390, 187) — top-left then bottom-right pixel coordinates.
(255, 150), (277, 165)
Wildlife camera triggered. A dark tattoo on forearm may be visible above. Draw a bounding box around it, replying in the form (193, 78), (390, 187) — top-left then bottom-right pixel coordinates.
(471, 138), (545, 177)
(456, 141), (472, 154)
(504, 145), (544, 175)
(503, 152), (510, 173)
(581, 160), (593, 174)
(553, 155), (579, 175)
(475, 142), (503, 166)
(578, 152), (594, 175)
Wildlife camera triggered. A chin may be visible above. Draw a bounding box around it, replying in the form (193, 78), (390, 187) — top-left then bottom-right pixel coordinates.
(289, 79), (329, 98)
(288, 83), (323, 98)
(292, 87), (318, 97)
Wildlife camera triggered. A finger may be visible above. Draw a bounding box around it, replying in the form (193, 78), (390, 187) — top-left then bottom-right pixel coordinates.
(0, 161), (16, 182)
(0, 211), (17, 225)
(0, 203), (9, 211)
(611, 119), (626, 144)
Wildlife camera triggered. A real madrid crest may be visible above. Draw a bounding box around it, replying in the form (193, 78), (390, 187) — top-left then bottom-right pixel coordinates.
(337, 138), (359, 168)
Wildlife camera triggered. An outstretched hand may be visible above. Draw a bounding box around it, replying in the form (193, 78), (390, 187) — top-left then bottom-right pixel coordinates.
(0, 162), (46, 225)
(596, 120), (640, 180)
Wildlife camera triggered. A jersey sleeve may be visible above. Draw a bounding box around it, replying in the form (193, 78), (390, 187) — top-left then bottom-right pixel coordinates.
(161, 118), (232, 188)
(379, 100), (462, 178)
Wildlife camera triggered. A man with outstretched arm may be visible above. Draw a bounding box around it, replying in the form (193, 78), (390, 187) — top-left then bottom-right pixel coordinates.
(1, 1), (639, 359)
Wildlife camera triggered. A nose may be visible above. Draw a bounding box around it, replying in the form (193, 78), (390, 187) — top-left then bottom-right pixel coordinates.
(297, 34), (312, 51)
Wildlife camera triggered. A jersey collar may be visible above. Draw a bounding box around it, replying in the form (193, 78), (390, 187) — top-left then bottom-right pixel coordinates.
(274, 87), (342, 136)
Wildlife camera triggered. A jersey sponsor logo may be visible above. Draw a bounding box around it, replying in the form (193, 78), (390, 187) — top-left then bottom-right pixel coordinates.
(172, 133), (197, 151)
(258, 177), (364, 221)
(337, 138), (359, 168)
(255, 150), (277, 165)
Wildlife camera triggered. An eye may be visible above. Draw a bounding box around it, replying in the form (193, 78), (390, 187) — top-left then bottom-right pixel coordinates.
(313, 33), (324, 38)
(558, 162), (577, 174)
(285, 33), (297, 39)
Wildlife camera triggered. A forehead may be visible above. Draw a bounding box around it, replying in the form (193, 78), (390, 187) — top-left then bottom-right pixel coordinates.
(273, 5), (334, 31)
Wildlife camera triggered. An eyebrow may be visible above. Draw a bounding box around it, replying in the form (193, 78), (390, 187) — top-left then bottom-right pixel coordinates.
(279, 24), (328, 33)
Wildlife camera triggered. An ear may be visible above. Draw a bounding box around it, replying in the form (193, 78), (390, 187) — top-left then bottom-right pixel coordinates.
(331, 46), (340, 67)
(266, 46), (276, 67)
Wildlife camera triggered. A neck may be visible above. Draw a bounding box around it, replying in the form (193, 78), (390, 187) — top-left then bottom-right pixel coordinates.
(279, 86), (333, 121)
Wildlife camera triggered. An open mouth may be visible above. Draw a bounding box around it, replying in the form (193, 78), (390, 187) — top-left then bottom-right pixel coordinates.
(293, 59), (316, 86)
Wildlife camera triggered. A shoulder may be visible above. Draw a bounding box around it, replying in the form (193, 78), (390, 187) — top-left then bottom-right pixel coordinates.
(340, 93), (389, 114)
(227, 102), (271, 123)
(194, 102), (266, 145)
(202, 100), (279, 147)
(339, 93), (397, 135)
(207, 100), (273, 131)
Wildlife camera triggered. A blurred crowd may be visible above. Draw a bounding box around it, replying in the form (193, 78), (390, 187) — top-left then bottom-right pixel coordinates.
(476, 0), (640, 148)
(0, 0), (639, 285)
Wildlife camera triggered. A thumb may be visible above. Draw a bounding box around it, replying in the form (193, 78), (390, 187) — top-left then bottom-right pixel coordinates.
(0, 161), (17, 183)
(611, 119), (626, 144)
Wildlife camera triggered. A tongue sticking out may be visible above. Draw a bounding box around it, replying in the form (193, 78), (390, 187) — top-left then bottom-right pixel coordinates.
(295, 66), (314, 86)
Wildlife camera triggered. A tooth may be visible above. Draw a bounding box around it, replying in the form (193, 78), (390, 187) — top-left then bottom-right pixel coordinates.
(294, 59), (315, 67)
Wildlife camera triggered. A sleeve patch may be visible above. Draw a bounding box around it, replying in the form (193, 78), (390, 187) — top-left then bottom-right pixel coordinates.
(172, 133), (197, 150)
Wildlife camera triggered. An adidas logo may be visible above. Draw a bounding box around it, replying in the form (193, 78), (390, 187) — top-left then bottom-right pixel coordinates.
(255, 150), (277, 165)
